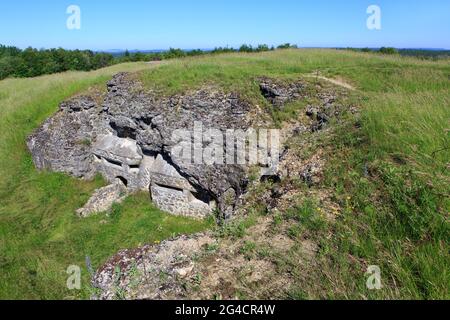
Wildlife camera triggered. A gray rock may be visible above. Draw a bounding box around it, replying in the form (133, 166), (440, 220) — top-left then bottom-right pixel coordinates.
(259, 77), (305, 108)
(92, 233), (216, 300)
(60, 96), (96, 112)
(305, 93), (340, 132)
(77, 178), (128, 217)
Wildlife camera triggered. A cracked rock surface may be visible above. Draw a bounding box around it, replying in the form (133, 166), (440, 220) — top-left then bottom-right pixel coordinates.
(76, 178), (128, 217)
(27, 73), (265, 218)
(92, 233), (216, 300)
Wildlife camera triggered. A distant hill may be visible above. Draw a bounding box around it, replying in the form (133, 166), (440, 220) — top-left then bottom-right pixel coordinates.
(102, 48), (214, 57)
(102, 49), (166, 57)
(106, 47), (450, 59)
(397, 48), (450, 59)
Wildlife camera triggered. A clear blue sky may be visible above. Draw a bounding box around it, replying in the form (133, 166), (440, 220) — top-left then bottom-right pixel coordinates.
(1, 0), (449, 50)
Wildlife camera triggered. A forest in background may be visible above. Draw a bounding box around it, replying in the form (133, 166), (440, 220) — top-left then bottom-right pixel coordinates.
(1, 43), (449, 81)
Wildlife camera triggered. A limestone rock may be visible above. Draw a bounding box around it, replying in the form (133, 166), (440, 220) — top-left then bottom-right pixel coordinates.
(27, 73), (295, 219)
(26, 96), (110, 178)
(305, 92), (341, 132)
(76, 178), (128, 217)
(259, 77), (305, 107)
(92, 234), (216, 300)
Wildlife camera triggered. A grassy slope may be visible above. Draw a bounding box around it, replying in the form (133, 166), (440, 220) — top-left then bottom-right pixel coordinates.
(140, 49), (449, 299)
(0, 50), (448, 299)
(0, 63), (213, 299)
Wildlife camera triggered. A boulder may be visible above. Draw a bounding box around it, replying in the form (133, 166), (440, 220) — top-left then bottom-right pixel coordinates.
(76, 178), (128, 217)
(92, 234), (216, 300)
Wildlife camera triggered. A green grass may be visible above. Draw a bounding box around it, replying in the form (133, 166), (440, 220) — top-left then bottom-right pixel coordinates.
(0, 62), (213, 299)
(1, 49), (449, 299)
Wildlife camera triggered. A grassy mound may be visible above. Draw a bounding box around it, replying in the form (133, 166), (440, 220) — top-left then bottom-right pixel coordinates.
(141, 49), (448, 299)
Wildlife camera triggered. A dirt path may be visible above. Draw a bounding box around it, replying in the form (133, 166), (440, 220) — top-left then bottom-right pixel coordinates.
(305, 74), (356, 90)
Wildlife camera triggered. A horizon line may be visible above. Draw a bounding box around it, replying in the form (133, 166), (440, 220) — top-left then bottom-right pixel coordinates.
(2, 43), (450, 52)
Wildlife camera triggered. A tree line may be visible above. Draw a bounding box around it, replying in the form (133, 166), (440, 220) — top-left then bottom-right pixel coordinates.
(116, 43), (298, 62)
(0, 43), (299, 80)
(343, 47), (399, 55)
(343, 47), (450, 60)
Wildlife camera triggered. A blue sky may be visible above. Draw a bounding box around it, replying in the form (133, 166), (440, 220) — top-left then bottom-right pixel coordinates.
(0, 0), (449, 50)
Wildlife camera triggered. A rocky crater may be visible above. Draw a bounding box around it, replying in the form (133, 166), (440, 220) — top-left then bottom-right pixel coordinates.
(27, 73), (288, 219)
